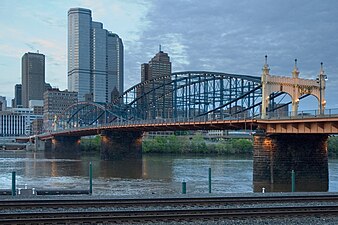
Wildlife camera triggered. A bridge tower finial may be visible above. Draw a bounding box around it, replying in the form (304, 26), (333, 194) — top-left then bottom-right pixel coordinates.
(320, 62), (324, 75)
(262, 55), (270, 75)
(292, 58), (300, 78)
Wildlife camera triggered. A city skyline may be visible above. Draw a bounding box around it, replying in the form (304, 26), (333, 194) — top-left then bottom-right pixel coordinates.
(1, 0), (338, 110)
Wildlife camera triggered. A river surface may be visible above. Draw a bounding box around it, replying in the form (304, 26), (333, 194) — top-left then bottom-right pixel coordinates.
(0, 150), (337, 195)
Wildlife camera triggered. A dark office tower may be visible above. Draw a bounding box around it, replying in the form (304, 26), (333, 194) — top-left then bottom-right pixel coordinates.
(139, 49), (172, 119)
(21, 52), (45, 107)
(14, 84), (22, 108)
(68, 8), (124, 103)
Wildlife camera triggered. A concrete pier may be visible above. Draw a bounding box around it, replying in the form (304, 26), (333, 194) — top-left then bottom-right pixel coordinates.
(253, 132), (328, 192)
(100, 131), (143, 160)
(45, 136), (81, 152)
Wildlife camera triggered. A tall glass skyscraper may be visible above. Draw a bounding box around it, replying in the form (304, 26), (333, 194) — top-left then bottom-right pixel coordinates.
(68, 8), (124, 103)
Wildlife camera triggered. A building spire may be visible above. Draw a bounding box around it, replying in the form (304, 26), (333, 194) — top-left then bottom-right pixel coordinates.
(292, 58), (300, 78)
(159, 44), (162, 52)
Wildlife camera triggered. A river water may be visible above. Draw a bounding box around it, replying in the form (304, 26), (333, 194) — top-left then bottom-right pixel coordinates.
(0, 150), (337, 195)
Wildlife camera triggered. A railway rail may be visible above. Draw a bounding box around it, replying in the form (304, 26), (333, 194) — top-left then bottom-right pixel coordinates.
(1, 205), (338, 224)
(1, 194), (338, 209)
(1, 194), (338, 224)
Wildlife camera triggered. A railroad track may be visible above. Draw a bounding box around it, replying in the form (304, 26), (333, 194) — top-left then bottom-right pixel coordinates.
(1, 194), (338, 224)
(1, 194), (338, 209)
(1, 205), (338, 224)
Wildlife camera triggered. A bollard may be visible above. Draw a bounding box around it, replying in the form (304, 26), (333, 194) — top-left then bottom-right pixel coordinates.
(208, 168), (211, 193)
(89, 162), (93, 195)
(182, 181), (186, 194)
(291, 170), (295, 192)
(11, 171), (16, 196)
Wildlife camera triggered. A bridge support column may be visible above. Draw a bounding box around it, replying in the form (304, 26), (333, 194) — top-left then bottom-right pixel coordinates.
(253, 132), (328, 192)
(45, 136), (81, 152)
(34, 137), (45, 151)
(100, 131), (143, 160)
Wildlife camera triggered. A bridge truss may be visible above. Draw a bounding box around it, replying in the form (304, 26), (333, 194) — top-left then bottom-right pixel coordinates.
(58, 71), (283, 129)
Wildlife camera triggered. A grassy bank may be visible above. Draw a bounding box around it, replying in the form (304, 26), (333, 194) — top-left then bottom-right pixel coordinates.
(79, 135), (338, 156)
(142, 134), (253, 155)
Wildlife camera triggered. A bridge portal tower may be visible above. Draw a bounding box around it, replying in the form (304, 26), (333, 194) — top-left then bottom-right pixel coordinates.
(261, 56), (326, 119)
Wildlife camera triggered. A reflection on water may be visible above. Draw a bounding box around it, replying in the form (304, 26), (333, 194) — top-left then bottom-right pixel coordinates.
(0, 150), (337, 195)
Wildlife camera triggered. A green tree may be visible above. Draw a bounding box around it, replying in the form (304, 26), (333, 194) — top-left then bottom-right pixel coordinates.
(328, 136), (338, 156)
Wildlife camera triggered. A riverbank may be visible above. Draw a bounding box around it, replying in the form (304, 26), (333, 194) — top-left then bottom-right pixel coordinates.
(80, 135), (338, 156)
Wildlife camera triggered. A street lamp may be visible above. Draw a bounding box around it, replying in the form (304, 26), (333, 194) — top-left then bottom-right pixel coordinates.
(316, 62), (328, 115)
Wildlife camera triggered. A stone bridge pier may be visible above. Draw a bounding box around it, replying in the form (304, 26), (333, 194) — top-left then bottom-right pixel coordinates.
(253, 132), (328, 192)
(100, 130), (143, 160)
(45, 136), (81, 152)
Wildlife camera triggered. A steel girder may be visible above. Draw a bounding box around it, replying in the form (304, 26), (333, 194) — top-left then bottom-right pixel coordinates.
(58, 102), (126, 129)
(113, 71), (262, 120)
(59, 71), (265, 129)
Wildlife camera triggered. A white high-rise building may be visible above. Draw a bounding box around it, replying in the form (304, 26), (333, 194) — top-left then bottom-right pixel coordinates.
(68, 8), (124, 103)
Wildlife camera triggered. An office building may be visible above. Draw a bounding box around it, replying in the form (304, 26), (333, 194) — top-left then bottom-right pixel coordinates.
(8, 107), (41, 136)
(0, 111), (27, 137)
(22, 52), (45, 107)
(43, 88), (78, 131)
(0, 96), (7, 111)
(141, 50), (171, 82)
(268, 103), (289, 117)
(68, 7), (123, 103)
(29, 100), (44, 115)
(13, 84), (22, 108)
(139, 49), (172, 118)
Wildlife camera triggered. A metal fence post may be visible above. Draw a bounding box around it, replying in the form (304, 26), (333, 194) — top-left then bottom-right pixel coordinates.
(89, 162), (93, 195)
(291, 170), (295, 192)
(12, 171), (16, 196)
(182, 180), (186, 194)
(208, 168), (212, 193)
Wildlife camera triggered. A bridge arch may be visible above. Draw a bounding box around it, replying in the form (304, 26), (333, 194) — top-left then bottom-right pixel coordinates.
(58, 101), (128, 129)
(261, 57), (326, 118)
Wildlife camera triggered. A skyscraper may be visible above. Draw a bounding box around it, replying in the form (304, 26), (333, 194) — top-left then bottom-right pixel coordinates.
(141, 49), (171, 83)
(68, 8), (124, 103)
(139, 49), (172, 118)
(21, 52), (45, 107)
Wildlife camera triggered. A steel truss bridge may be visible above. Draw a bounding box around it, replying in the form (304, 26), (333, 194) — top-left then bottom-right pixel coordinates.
(56, 71), (314, 130)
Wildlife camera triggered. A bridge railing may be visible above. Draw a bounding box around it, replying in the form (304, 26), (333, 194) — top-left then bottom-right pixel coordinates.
(54, 113), (255, 132)
(265, 108), (338, 120)
(52, 108), (338, 133)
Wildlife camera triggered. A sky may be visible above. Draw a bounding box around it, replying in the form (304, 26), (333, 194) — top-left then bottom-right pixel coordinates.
(0, 0), (337, 110)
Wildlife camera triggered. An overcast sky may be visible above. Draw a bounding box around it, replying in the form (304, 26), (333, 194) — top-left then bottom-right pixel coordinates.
(0, 0), (337, 110)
